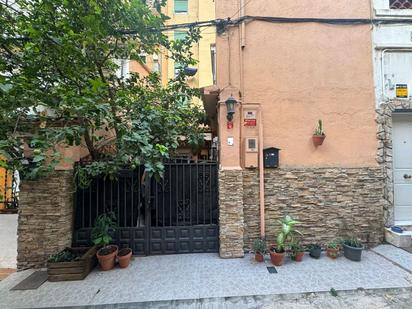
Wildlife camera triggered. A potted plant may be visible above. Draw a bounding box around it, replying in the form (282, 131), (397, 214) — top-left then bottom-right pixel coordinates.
(92, 213), (118, 271)
(307, 243), (322, 259)
(270, 215), (301, 266)
(117, 248), (133, 268)
(289, 241), (305, 262)
(47, 246), (97, 281)
(326, 241), (340, 259)
(253, 239), (266, 262)
(312, 119), (326, 146)
(342, 238), (363, 262)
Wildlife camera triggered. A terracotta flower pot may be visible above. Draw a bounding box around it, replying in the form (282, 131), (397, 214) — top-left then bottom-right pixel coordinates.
(117, 248), (133, 268)
(255, 253), (264, 262)
(96, 245), (118, 271)
(326, 247), (339, 259)
(312, 135), (326, 146)
(294, 252), (305, 262)
(270, 251), (285, 266)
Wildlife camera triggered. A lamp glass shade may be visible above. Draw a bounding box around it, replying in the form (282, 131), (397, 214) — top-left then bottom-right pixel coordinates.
(225, 96), (237, 114)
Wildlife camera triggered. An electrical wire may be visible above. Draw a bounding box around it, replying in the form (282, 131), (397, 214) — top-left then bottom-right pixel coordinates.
(230, 0), (253, 20)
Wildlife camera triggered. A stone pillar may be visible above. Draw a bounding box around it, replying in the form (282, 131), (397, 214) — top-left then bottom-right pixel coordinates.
(17, 171), (74, 269)
(218, 169), (244, 258)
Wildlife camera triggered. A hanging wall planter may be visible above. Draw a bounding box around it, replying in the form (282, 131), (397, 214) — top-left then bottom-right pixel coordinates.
(312, 120), (326, 146)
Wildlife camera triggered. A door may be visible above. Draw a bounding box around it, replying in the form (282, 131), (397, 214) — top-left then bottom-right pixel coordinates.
(393, 114), (412, 224)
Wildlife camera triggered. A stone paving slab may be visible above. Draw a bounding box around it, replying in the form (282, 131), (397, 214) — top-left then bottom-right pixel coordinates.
(0, 214), (18, 269)
(1, 250), (412, 308)
(373, 244), (412, 273)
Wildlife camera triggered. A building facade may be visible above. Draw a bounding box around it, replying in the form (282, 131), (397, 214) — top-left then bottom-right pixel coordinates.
(205, 0), (388, 257)
(373, 0), (412, 226)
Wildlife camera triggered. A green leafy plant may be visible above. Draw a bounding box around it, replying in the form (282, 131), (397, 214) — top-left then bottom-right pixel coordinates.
(91, 213), (117, 247)
(342, 238), (363, 248)
(326, 241), (339, 249)
(0, 0), (205, 183)
(48, 249), (80, 263)
(289, 241), (304, 261)
(272, 215), (302, 253)
(253, 239), (266, 255)
(314, 120), (325, 136)
(306, 243), (321, 251)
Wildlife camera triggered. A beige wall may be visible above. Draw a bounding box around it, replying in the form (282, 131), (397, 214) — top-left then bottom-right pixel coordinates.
(161, 0), (216, 105)
(216, 0), (378, 168)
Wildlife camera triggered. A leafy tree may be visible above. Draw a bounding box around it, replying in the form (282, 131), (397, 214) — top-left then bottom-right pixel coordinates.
(0, 0), (205, 184)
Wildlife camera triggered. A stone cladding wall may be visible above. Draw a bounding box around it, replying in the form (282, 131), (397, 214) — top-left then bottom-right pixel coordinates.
(17, 171), (74, 269)
(241, 168), (385, 250)
(218, 169), (244, 258)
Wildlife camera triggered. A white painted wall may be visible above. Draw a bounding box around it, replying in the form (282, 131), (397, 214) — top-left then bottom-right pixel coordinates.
(373, 1), (412, 104)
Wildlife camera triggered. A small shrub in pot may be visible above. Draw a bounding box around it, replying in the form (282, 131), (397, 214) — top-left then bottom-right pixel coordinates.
(307, 243), (322, 259)
(326, 241), (340, 259)
(253, 239), (266, 262)
(289, 241), (305, 262)
(342, 238), (363, 262)
(92, 213), (118, 271)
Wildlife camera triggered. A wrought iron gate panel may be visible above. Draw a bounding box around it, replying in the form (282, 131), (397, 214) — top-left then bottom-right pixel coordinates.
(73, 161), (219, 255)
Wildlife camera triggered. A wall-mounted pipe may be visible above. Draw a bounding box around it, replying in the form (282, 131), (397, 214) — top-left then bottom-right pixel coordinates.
(258, 107), (265, 239)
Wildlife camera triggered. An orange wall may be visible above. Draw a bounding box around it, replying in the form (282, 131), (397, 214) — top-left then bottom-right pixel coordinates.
(216, 0), (377, 168)
(0, 156), (13, 209)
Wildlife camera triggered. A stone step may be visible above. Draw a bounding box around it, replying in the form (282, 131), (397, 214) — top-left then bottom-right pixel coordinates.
(385, 227), (412, 248)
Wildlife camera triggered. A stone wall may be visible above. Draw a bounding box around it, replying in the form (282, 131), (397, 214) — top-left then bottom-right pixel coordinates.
(218, 169), (244, 258)
(376, 99), (412, 226)
(241, 167), (386, 250)
(17, 171), (74, 269)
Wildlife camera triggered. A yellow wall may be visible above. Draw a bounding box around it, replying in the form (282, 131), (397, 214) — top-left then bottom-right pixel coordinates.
(161, 0), (216, 104)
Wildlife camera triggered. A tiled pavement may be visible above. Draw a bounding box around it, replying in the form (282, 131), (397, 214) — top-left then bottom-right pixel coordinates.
(1, 247), (412, 308)
(0, 214), (17, 283)
(0, 214), (17, 269)
(372, 244), (412, 273)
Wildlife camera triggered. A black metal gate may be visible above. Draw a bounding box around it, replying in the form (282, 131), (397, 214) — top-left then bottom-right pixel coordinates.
(73, 161), (219, 255)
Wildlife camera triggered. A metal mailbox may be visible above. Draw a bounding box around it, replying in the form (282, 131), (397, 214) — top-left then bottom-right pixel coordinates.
(263, 147), (280, 168)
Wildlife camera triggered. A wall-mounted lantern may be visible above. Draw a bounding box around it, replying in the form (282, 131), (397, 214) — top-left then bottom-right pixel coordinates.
(225, 95), (238, 122)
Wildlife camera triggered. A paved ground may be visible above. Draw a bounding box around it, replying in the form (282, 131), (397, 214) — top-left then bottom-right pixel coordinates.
(373, 244), (412, 273)
(0, 214), (17, 270)
(1, 245), (412, 308)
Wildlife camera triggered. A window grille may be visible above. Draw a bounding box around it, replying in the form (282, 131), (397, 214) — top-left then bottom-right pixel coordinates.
(390, 0), (412, 9)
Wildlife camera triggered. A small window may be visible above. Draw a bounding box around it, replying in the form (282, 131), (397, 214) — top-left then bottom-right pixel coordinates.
(174, 31), (187, 41)
(390, 0), (412, 9)
(174, 0), (188, 14)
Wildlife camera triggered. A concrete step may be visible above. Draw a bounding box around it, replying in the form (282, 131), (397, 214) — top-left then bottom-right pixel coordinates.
(385, 227), (412, 248)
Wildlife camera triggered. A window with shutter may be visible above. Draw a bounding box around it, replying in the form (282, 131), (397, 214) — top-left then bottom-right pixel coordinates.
(174, 0), (188, 14)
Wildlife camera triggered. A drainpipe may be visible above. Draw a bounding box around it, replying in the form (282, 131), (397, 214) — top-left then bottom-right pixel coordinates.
(258, 107), (265, 240)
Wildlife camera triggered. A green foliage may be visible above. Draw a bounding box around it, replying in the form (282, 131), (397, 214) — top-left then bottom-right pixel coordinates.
(91, 213), (117, 247)
(314, 119), (325, 136)
(48, 249), (80, 263)
(0, 0), (205, 182)
(342, 238), (363, 248)
(289, 241), (304, 260)
(326, 241), (339, 249)
(253, 239), (266, 255)
(273, 215), (301, 253)
(306, 243), (321, 251)
(330, 288), (338, 297)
